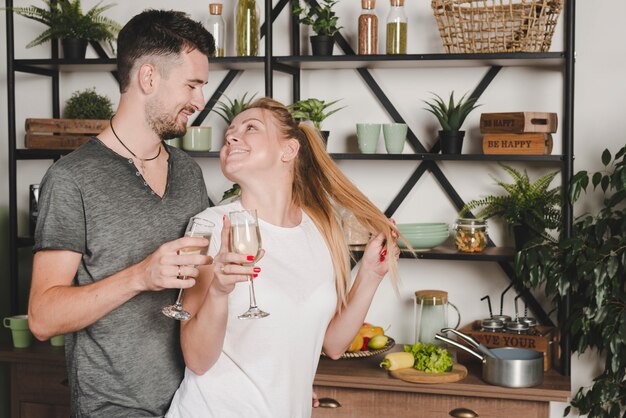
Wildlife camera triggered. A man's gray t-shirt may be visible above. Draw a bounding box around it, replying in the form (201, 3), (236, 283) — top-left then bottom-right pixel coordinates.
(34, 138), (210, 417)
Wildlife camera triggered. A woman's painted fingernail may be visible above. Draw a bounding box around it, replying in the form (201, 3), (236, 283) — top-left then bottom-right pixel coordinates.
(253, 267), (261, 273)
(380, 249), (387, 256)
(247, 255), (255, 261)
(379, 256), (386, 262)
(253, 273), (259, 278)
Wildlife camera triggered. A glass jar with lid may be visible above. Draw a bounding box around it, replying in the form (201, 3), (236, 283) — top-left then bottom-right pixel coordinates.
(386, 0), (407, 54)
(205, 3), (226, 57)
(235, 0), (259, 56)
(358, 0), (378, 55)
(453, 218), (488, 253)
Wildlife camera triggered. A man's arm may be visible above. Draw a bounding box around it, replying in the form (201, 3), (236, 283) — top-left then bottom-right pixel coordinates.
(28, 236), (212, 341)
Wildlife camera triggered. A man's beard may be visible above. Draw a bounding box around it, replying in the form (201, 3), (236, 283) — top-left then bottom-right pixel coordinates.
(146, 101), (193, 140)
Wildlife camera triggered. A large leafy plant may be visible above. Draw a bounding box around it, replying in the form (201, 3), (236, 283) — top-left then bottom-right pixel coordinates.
(460, 164), (562, 239)
(515, 147), (626, 418)
(6, 0), (120, 50)
(423, 91), (480, 132)
(292, 0), (342, 37)
(288, 98), (344, 131)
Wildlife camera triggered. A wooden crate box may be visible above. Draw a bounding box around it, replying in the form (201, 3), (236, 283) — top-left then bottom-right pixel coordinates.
(25, 118), (108, 150)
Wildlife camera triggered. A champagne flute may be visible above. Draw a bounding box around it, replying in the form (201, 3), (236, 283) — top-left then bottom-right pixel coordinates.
(229, 209), (269, 319)
(162, 217), (215, 320)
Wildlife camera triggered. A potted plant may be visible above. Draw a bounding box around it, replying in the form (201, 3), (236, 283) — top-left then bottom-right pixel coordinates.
(515, 147), (626, 418)
(292, 0), (342, 56)
(25, 87), (112, 150)
(212, 92), (258, 125)
(288, 97), (345, 145)
(459, 163), (562, 250)
(6, 0), (121, 59)
(63, 87), (114, 120)
(423, 91), (480, 154)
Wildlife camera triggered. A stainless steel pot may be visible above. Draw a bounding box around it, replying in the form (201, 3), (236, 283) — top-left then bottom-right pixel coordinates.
(435, 332), (543, 388)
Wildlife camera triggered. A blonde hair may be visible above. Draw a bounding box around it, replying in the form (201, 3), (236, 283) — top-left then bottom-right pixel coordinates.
(247, 97), (400, 310)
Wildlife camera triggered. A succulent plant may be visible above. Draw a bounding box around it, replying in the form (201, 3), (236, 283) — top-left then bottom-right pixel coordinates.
(212, 92), (258, 125)
(423, 91), (480, 132)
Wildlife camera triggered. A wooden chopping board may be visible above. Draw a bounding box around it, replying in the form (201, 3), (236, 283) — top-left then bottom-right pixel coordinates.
(390, 363), (468, 384)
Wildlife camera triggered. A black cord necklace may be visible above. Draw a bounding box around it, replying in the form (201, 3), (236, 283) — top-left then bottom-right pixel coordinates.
(110, 115), (161, 174)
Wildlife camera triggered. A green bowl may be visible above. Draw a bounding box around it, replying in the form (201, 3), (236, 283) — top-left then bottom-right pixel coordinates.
(399, 234), (449, 250)
(397, 223), (449, 232)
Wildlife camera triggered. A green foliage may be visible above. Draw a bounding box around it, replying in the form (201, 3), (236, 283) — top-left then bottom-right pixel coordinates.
(5, 0), (121, 50)
(403, 342), (453, 373)
(221, 183), (241, 202)
(212, 92), (258, 125)
(288, 98), (344, 131)
(63, 88), (113, 119)
(460, 163), (562, 239)
(423, 91), (480, 132)
(292, 0), (342, 37)
(515, 146), (626, 418)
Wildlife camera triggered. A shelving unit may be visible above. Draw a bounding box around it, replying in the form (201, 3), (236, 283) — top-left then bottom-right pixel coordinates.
(5, 0), (574, 380)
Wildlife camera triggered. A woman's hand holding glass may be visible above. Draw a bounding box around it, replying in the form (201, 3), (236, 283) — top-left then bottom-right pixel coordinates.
(210, 215), (264, 297)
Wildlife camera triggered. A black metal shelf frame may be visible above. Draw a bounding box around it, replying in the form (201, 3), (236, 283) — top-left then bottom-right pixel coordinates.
(5, 0), (574, 375)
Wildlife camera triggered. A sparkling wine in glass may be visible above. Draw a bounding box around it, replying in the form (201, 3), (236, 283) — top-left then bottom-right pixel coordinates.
(162, 217), (215, 320)
(229, 209), (269, 319)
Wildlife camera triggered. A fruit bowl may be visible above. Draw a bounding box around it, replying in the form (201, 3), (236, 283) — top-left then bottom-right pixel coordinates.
(321, 337), (395, 359)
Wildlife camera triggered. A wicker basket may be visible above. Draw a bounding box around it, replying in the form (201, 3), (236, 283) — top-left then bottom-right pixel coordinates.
(431, 0), (563, 53)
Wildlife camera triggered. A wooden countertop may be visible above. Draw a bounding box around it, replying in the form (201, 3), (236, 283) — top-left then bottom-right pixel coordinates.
(1, 342), (571, 404)
(314, 345), (571, 403)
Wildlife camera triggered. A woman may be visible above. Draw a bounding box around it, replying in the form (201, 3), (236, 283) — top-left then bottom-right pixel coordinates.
(166, 97), (401, 418)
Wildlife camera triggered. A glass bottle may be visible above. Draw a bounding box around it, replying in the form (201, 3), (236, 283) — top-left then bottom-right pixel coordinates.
(386, 0), (407, 54)
(205, 3), (226, 57)
(358, 0), (378, 55)
(235, 0), (259, 57)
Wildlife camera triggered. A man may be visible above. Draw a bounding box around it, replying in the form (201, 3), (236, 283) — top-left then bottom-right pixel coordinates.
(28, 10), (215, 417)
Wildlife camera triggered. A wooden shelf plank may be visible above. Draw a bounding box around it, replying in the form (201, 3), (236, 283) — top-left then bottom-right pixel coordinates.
(275, 52), (565, 70)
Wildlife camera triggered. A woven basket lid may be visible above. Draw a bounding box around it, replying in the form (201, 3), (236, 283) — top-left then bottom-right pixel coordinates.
(415, 289), (448, 304)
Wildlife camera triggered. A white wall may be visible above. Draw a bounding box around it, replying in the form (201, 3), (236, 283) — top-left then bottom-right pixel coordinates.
(0, 1), (623, 417)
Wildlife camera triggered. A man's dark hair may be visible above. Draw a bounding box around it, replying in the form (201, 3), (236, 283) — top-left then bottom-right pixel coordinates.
(117, 9), (215, 93)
